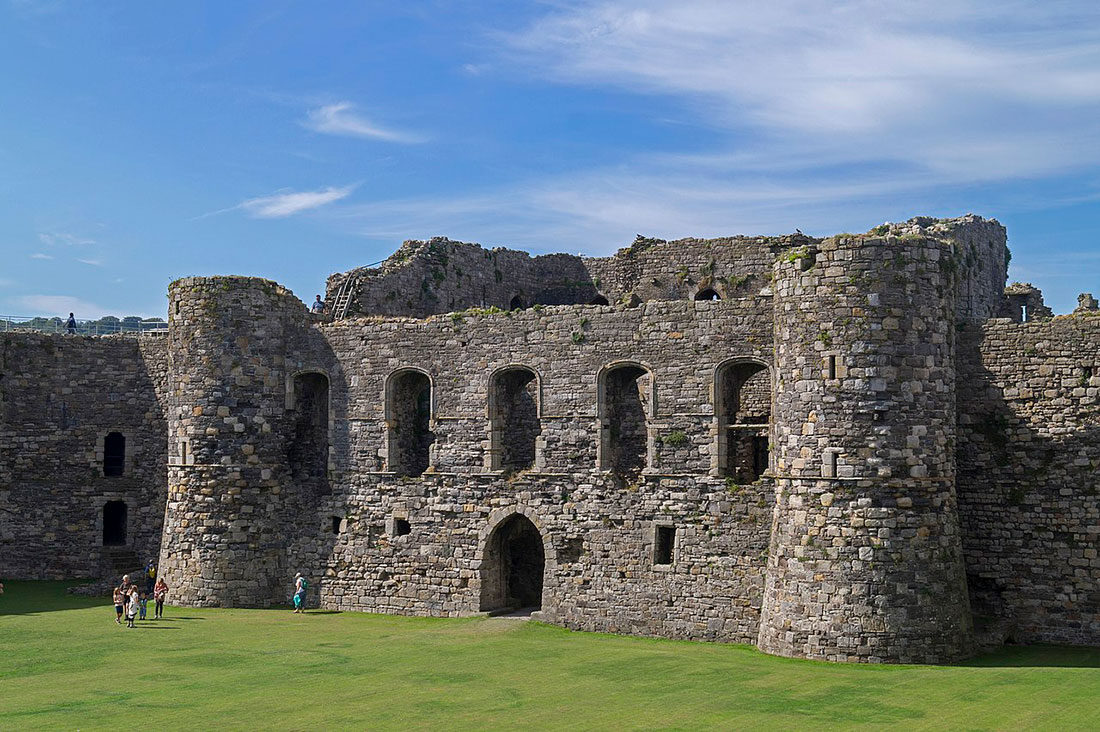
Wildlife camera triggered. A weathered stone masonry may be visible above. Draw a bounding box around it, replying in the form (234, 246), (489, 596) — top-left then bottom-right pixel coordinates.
(2, 214), (1097, 664)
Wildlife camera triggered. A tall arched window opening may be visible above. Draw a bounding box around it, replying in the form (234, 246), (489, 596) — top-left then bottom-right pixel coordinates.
(489, 367), (540, 472)
(103, 432), (125, 477)
(716, 360), (771, 481)
(289, 372), (330, 495)
(387, 370), (434, 477)
(599, 364), (652, 475)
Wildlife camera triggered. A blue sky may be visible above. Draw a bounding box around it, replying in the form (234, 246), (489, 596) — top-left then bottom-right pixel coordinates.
(1, 0), (1098, 318)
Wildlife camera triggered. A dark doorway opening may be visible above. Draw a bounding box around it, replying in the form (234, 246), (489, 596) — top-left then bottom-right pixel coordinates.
(103, 501), (127, 546)
(103, 432), (125, 476)
(387, 370), (433, 477)
(480, 514), (545, 612)
(589, 295), (610, 306)
(289, 372), (330, 495)
(489, 367), (540, 471)
(509, 295), (526, 311)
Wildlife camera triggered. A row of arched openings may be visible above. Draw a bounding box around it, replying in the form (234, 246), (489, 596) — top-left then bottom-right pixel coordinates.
(385, 359), (771, 480)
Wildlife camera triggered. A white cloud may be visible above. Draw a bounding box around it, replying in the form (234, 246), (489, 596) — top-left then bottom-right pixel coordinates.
(216, 185), (357, 219)
(500, 1), (1100, 181)
(30, 252), (55, 260)
(302, 102), (425, 143)
(78, 258), (104, 267)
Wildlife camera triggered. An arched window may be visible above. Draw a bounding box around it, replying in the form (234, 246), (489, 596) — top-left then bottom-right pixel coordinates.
(386, 370), (433, 477)
(288, 372), (329, 495)
(589, 295), (610, 306)
(599, 363), (653, 474)
(716, 360), (771, 481)
(509, 295), (526, 311)
(103, 501), (127, 545)
(694, 288), (721, 301)
(488, 367), (540, 472)
(104, 432), (125, 477)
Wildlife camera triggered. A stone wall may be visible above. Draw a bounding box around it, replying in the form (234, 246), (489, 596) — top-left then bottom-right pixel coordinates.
(0, 331), (169, 579)
(958, 314), (1100, 645)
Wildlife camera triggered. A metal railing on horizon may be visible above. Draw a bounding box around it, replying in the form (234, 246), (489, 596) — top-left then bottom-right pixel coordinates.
(0, 315), (169, 336)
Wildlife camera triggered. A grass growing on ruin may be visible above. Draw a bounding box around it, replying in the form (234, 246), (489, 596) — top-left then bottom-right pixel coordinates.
(3, 582), (1100, 730)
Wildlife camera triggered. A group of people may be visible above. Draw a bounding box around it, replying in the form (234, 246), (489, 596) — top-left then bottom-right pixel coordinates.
(112, 561), (167, 628)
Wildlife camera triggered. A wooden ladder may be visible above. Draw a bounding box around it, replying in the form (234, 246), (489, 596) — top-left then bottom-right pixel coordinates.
(331, 274), (358, 319)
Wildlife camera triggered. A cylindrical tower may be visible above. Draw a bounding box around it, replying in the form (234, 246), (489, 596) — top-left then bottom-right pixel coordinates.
(759, 235), (973, 663)
(159, 276), (308, 607)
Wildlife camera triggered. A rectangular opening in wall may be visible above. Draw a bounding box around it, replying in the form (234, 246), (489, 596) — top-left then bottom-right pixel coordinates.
(331, 516), (341, 535)
(654, 526), (675, 565)
(827, 355), (837, 380)
(394, 518), (411, 537)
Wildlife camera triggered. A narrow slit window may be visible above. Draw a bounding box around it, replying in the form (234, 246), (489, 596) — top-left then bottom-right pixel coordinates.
(331, 516), (342, 535)
(827, 355), (837, 380)
(103, 432), (125, 477)
(654, 526), (675, 565)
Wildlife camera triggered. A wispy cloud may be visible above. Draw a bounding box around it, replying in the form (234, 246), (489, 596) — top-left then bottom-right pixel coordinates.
(30, 252), (55, 260)
(38, 231), (95, 246)
(500, 1), (1100, 182)
(302, 102), (425, 143)
(77, 258), (104, 267)
(226, 184), (357, 219)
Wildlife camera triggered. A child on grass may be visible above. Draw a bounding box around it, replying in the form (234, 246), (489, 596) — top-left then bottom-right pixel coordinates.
(138, 591), (148, 621)
(126, 586), (139, 628)
(113, 586), (125, 624)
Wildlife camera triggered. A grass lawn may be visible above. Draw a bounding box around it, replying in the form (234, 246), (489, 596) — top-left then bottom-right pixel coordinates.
(2, 581), (1099, 730)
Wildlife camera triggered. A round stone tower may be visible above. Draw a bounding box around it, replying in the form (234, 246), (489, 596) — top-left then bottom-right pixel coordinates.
(159, 276), (308, 607)
(758, 235), (973, 663)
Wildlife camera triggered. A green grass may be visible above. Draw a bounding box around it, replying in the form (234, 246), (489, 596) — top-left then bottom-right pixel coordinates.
(2, 582), (1099, 730)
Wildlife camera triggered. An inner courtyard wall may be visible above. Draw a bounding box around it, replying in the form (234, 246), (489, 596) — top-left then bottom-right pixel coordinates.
(0, 332), (169, 579)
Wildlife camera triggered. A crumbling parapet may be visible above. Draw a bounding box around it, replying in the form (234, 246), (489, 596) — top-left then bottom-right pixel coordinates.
(1075, 292), (1099, 315)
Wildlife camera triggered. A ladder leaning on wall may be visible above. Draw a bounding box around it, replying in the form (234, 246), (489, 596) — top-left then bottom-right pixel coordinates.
(330, 274), (359, 319)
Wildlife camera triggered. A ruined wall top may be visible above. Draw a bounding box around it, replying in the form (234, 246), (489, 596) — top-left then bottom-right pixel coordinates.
(326, 214), (1007, 322)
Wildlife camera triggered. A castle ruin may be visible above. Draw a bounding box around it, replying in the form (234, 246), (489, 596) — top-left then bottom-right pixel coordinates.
(2, 214), (1098, 663)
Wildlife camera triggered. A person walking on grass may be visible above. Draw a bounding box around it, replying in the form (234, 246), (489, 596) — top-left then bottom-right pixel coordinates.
(292, 572), (307, 613)
(138, 591), (148, 621)
(113, 585), (125, 624)
(153, 578), (168, 619)
(117, 576), (131, 618)
(126, 585), (139, 628)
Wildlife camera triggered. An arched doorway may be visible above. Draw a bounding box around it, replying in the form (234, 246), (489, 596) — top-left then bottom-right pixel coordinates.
(479, 514), (545, 612)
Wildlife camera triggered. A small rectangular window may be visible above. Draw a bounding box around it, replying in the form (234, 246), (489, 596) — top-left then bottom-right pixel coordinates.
(654, 526), (675, 565)
(331, 516), (342, 535)
(827, 355), (837, 380)
(394, 518), (411, 536)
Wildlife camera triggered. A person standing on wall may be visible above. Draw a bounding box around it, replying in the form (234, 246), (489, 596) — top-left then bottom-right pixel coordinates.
(153, 578), (168, 619)
(311, 295), (326, 314)
(65, 312), (77, 334)
(292, 573), (308, 613)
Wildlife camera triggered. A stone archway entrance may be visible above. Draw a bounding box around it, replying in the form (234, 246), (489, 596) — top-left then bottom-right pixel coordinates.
(480, 514), (545, 612)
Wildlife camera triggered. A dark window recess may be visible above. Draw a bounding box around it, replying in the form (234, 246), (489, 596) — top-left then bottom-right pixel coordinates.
(103, 501), (127, 545)
(827, 355), (837, 380)
(752, 436), (769, 479)
(490, 368), (540, 472)
(602, 365), (650, 475)
(331, 516), (342, 535)
(103, 432), (125, 476)
(394, 518), (411, 536)
(557, 537), (584, 564)
(694, 288), (720, 301)
(288, 372), (330, 495)
(589, 295), (610, 306)
(654, 526), (675, 565)
(509, 295), (525, 310)
(388, 370), (434, 477)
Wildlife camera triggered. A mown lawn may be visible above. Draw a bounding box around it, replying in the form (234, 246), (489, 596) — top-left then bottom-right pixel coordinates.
(1, 581), (1098, 730)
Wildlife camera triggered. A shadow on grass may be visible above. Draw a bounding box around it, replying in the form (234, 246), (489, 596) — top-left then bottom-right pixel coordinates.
(0, 580), (106, 615)
(961, 644), (1100, 668)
